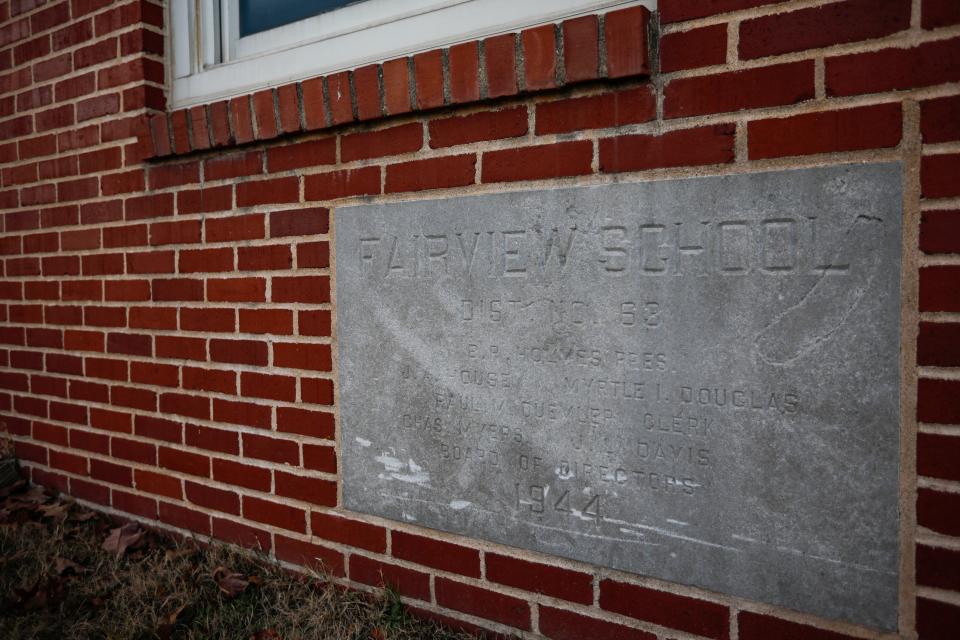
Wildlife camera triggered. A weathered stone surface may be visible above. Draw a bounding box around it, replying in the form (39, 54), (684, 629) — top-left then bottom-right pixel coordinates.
(335, 163), (902, 629)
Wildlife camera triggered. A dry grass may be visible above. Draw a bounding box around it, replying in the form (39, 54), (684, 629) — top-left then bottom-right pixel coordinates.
(0, 481), (479, 640)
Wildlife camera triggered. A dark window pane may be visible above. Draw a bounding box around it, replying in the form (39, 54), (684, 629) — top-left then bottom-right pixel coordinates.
(239, 0), (361, 37)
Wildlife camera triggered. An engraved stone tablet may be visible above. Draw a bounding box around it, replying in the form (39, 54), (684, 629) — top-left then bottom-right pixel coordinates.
(335, 163), (901, 629)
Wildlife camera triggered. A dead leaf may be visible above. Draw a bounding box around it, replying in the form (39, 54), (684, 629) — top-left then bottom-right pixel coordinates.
(213, 566), (250, 598)
(102, 522), (145, 556)
(0, 479), (26, 499)
(38, 501), (69, 520)
(70, 510), (97, 522)
(251, 630), (280, 640)
(53, 556), (85, 576)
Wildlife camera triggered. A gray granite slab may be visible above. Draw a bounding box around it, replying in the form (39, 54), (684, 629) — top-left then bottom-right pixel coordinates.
(334, 163), (902, 630)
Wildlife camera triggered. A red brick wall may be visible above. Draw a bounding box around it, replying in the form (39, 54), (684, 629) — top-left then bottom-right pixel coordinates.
(1, 1), (958, 638)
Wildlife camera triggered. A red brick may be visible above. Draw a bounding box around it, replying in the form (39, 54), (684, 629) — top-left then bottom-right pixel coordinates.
(179, 248), (233, 273)
(350, 555), (430, 601)
(210, 338), (267, 366)
(414, 50), (444, 110)
(204, 150), (262, 181)
(436, 578), (530, 630)
(487, 553), (592, 603)
(185, 481), (239, 515)
(160, 502), (210, 536)
(918, 321), (960, 366)
(918, 488), (960, 536)
(605, 6), (649, 78)
(156, 336), (206, 361)
(277, 83), (300, 134)
(661, 0), (789, 23)
(827, 37), (960, 97)
(240, 371), (295, 402)
(740, 612), (858, 640)
(353, 64), (381, 121)
(522, 25), (557, 90)
(130, 360), (177, 388)
(661, 24), (726, 73)
(271, 342), (331, 372)
(158, 446), (210, 477)
(600, 579), (729, 639)
(239, 309), (293, 335)
(917, 597), (960, 640)
(448, 42), (479, 104)
(301, 378), (334, 405)
(430, 107), (527, 148)
(213, 517), (270, 552)
(540, 606), (655, 640)
(482, 140), (592, 183)
(917, 545), (960, 592)
(303, 444), (337, 473)
(750, 103), (902, 159)
(159, 392), (210, 421)
(924, 0), (960, 28)
(252, 89), (278, 140)
(272, 276), (329, 303)
(275, 535), (343, 575)
(326, 72), (354, 126)
(392, 530), (480, 577)
(213, 458), (271, 492)
(106, 332), (151, 356)
(50, 450), (88, 476)
(484, 33), (518, 99)
(150, 220), (201, 246)
(601, 124), (735, 172)
(236, 177), (299, 207)
(111, 437), (155, 465)
(299, 77), (326, 130)
(537, 87), (654, 135)
(112, 490), (157, 520)
(269, 206), (329, 237)
(920, 266), (960, 311)
(126, 193), (174, 221)
(274, 406), (334, 440)
(152, 278), (202, 301)
(918, 378), (960, 424)
(177, 186), (232, 214)
(297, 242), (326, 271)
(311, 512), (384, 552)
(70, 477), (110, 505)
(130, 307), (177, 331)
(230, 96), (253, 144)
(740, 0), (910, 60)
(207, 278), (265, 303)
(666, 60), (814, 118)
(110, 385), (156, 412)
(33, 421), (67, 445)
(90, 458), (131, 486)
(299, 310), (332, 337)
(183, 366), (235, 395)
(238, 245), (291, 271)
(342, 123), (422, 162)
(919, 433), (960, 481)
(243, 496), (306, 533)
(267, 139), (336, 173)
(922, 95), (960, 143)
(563, 16), (600, 83)
(213, 398), (272, 429)
(134, 415), (181, 443)
(208, 100), (231, 146)
(149, 162), (199, 190)
(205, 213), (264, 243)
(276, 470), (336, 506)
(386, 154), (476, 193)
(186, 424), (239, 455)
(382, 58), (412, 116)
(923, 154), (960, 199)
(304, 166), (381, 201)
(87, 410), (128, 436)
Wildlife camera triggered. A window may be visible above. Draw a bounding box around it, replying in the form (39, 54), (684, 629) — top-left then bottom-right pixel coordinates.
(170, 0), (656, 108)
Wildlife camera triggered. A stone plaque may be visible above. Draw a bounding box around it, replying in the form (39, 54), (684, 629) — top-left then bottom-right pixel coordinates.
(335, 163), (901, 630)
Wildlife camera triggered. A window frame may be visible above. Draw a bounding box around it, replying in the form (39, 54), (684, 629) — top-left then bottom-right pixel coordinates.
(170, 0), (655, 109)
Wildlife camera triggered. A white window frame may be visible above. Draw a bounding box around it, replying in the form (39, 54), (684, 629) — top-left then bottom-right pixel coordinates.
(170, 0), (656, 109)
